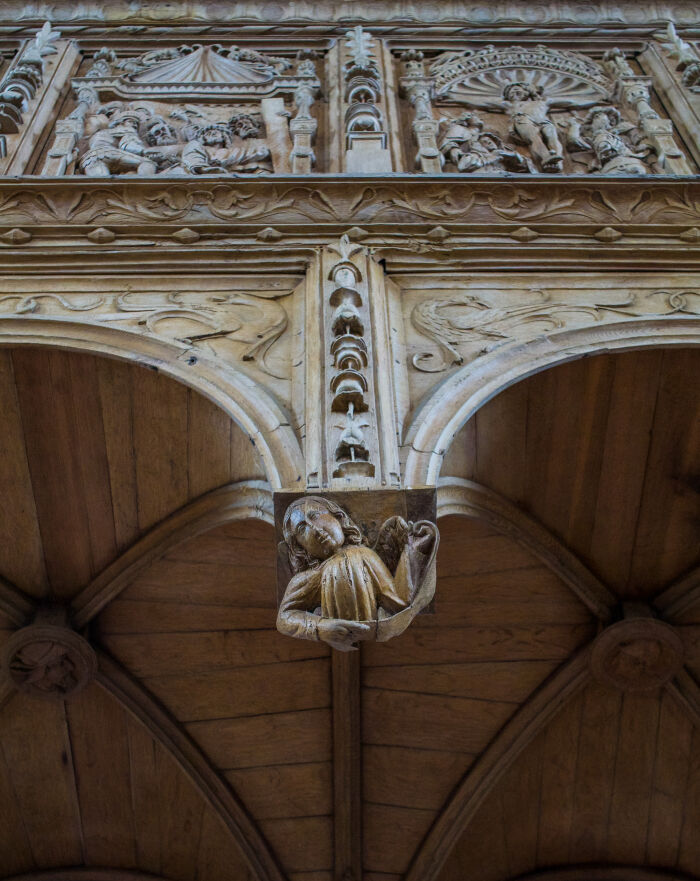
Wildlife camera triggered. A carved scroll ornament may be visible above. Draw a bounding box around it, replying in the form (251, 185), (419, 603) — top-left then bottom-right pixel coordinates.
(276, 496), (439, 651)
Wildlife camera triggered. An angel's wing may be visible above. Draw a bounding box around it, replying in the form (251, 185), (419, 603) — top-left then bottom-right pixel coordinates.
(373, 516), (409, 574)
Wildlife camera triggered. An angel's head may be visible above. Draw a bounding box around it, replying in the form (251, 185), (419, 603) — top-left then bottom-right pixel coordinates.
(283, 496), (363, 571)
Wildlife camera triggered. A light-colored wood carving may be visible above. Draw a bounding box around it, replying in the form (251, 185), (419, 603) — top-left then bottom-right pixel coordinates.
(404, 316), (700, 487)
(0, 316), (303, 489)
(276, 495), (438, 650)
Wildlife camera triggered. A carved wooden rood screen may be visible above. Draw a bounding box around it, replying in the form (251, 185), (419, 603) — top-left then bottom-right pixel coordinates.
(0, 3), (699, 881)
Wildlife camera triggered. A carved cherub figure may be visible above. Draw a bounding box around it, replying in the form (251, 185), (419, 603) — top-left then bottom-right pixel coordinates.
(277, 497), (438, 651)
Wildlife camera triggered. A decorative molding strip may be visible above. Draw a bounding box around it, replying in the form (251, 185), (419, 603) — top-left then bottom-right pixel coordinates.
(405, 647), (592, 881)
(437, 477), (615, 620)
(1, 178), (700, 231)
(667, 667), (700, 728)
(0, 2), (698, 26)
(95, 651), (286, 881)
(71, 480), (273, 628)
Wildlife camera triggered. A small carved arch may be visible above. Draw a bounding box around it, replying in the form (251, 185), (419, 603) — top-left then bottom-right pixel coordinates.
(0, 317), (303, 490)
(404, 318), (700, 487)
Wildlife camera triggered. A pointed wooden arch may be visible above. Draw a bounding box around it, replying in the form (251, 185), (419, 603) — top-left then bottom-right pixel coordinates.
(95, 650), (287, 881)
(437, 477), (615, 620)
(71, 480), (273, 628)
(0, 317), (303, 490)
(404, 648), (592, 881)
(404, 317), (700, 487)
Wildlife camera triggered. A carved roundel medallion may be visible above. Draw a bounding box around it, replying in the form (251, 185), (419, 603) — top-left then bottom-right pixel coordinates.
(3, 624), (97, 701)
(590, 617), (684, 692)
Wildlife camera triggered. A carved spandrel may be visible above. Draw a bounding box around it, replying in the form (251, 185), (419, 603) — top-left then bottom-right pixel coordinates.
(274, 490), (438, 651)
(0, 286), (294, 383)
(407, 285), (700, 374)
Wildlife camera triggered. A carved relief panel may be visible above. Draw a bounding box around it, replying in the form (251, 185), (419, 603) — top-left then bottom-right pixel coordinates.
(42, 41), (321, 176)
(395, 42), (695, 176)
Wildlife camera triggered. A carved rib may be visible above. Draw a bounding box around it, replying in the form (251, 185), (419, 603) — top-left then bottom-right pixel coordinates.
(404, 647), (592, 881)
(95, 650), (286, 881)
(667, 668), (700, 728)
(438, 478), (615, 621)
(654, 563), (700, 622)
(0, 574), (34, 627)
(71, 481), (273, 629)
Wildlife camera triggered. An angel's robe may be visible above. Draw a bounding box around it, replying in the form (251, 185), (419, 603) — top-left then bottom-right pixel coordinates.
(277, 544), (408, 642)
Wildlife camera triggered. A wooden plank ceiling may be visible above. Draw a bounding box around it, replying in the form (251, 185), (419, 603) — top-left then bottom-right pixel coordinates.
(0, 345), (698, 881)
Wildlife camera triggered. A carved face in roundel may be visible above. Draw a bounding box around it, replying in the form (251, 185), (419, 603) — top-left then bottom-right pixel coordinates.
(293, 501), (345, 560)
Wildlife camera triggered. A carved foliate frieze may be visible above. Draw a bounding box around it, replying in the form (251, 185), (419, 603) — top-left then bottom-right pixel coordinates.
(274, 490), (438, 651)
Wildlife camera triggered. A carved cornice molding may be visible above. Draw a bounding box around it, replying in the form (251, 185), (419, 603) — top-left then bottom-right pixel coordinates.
(2, 177), (700, 249)
(0, 2), (699, 27)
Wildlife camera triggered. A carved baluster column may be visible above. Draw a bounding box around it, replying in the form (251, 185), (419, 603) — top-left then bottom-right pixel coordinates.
(42, 83), (96, 176)
(399, 50), (442, 173)
(604, 47), (691, 175)
(289, 51), (320, 175)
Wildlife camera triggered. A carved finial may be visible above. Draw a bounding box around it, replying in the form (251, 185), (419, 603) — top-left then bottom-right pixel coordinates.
(329, 234), (363, 262)
(344, 25), (376, 70)
(23, 21), (61, 65)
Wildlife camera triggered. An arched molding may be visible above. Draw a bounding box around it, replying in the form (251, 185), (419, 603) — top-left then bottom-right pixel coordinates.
(71, 480), (273, 629)
(437, 478), (615, 621)
(405, 648), (592, 881)
(95, 650), (286, 881)
(404, 318), (700, 487)
(0, 317), (303, 490)
(511, 868), (700, 881)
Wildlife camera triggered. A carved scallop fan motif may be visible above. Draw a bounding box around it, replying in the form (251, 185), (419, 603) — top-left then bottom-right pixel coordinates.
(448, 68), (610, 106)
(130, 45), (273, 84)
(430, 45), (612, 104)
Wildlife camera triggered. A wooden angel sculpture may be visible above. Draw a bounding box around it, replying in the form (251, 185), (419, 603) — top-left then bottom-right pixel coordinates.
(277, 496), (439, 651)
